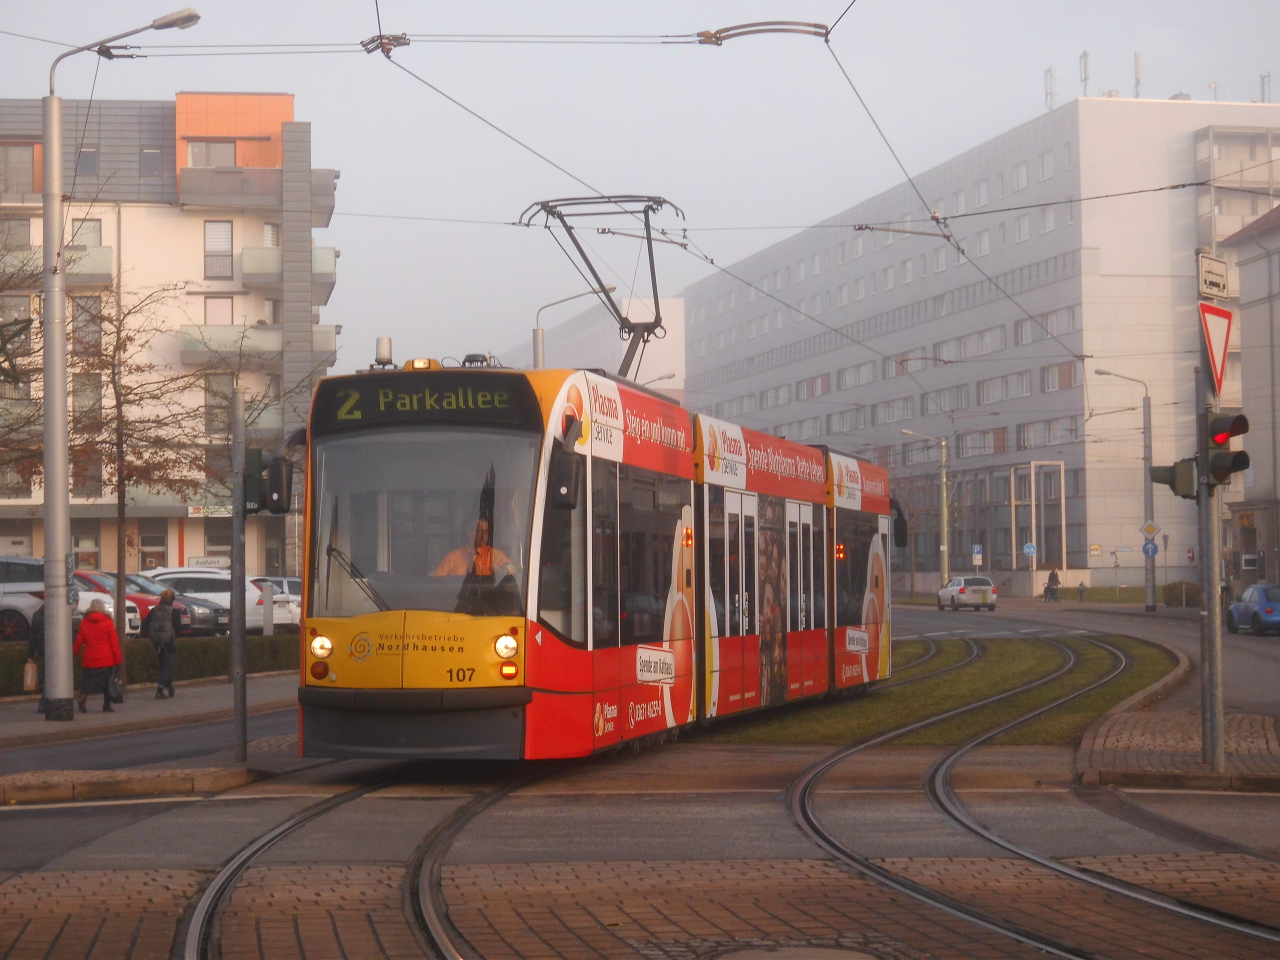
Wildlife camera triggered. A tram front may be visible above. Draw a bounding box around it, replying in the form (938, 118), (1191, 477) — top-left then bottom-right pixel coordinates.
(299, 365), (546, 759)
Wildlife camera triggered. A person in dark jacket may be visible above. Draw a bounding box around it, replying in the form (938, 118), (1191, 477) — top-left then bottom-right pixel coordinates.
(74, 599), (122, 712)
(148, 589), (178, 698)
(27, 606), (45, 714)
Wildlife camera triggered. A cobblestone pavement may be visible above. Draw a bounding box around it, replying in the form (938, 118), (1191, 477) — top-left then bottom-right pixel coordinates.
(1083, 710), (1280, 776)
(0, 869), (203, 960)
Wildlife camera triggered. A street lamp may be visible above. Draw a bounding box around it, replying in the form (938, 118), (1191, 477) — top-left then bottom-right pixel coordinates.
(533, 285), (616, 369)
(1096, 368), (1157, 612)
(41, 9), (201, 723)
(902, 428), (949, 583)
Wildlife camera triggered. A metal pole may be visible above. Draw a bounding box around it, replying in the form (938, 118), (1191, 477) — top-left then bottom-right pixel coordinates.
(231, 386), (247, 763)
(1195, 365), (1225, 772)
(1143, 392), (1157, 611)
(41, 93), (74, 722)
(532, 326), (545, 369)
(939, 439), (949, 584)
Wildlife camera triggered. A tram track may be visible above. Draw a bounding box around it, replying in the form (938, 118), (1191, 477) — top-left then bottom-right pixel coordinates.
(790, 632), (1280, 958)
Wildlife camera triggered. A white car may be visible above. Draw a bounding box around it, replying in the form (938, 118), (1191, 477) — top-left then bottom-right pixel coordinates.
(1, 556), (140, 642)
(148, 567), (262, 625)
(251, 576), (302, 630)
(938, 576), (997, 611)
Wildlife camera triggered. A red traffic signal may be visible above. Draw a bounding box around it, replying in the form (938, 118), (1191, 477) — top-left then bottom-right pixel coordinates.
(1204, 411), (1249, 486)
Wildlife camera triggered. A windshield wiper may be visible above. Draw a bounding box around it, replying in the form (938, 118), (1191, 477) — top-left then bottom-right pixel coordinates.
(325, 544), (391, 612)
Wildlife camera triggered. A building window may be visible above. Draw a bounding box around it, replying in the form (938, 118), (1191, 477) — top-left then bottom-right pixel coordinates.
(953, 190), (966, 216)
(933, 247), (947, 272)
(204, 220), (233, 278)
(977, 371), (1030, 405)
(1066, 197), (1075, 224)
(140, 148), (163, 177)
(1041, 362), (1081, 393)
(997, 172), (1005, 198)
(1040, 151), (1054, 180)
(70, 219), (101, 248)
(852, 236), (864, 259)
(796, 374), (831, 400)
(855, 278), (866, 300)
(0, 463), (31, 498)
(265, 298), (281, 324)
(836, 242), (846, 265)
(75, 148), (98, 178)
(71, 454), (103, 500)
(263, 223), (280, 247)
(838, 283), (848, 306)
(204, 517), (232, 558)
(1015, 215), (1031, 242)
(977, 230), (990, 256)
(998, 223), (1008, 249)
(870, 397), (914, 425)
(811, 254), (821, 276)
(921, 384), (969, 415)
(205, 296), (234, 326)
(1013, 162), (1029, 191)
(882, 266), (893, 290)
(1064, 142), (1073, 169)
(71, 373), (103, 431)
(204, 374), (234, 435)
(883, 348), (926, 380)
(138, 517), (168, 569)
(0, 144), (35, 193)
(71, 518), (101, 566)
(70, 296), (101, 355)
(977, 180), (988, 206)
(902, 259), (914, 283)
(837, 361), (876, 389)
(188, 141), (236, 169)
(1043, 206), (1056, 232)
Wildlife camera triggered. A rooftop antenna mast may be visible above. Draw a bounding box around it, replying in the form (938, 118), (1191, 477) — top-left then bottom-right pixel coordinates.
(1134, 53), (1142, 99)
(1079, 51), (1089, 97)
(521, 196), (684, 379)
(1045, 65), (1057, 110)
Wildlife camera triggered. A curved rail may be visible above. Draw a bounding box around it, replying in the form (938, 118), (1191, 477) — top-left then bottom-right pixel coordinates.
(788, 635), (1092, 960)
(927, 635), (1280, 947)
(876, 635), (982, 691)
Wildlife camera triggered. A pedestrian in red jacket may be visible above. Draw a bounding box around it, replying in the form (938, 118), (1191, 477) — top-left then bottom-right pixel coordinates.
(74, 599), (122, 713)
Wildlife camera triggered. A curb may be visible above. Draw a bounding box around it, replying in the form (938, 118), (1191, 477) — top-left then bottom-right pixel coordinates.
(1059, 606), (1200, 622)
(0, 698), (297, 750)
(1, 766), (267, 805)
(1073, 634), (1192, 781)
(0, 669), (298, 705)
(1081, 768), (1280, 793)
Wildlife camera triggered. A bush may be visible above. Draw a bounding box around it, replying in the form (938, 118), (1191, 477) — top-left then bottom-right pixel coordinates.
(0, 633), (299, 698)
(1162, 580), (1201, 608)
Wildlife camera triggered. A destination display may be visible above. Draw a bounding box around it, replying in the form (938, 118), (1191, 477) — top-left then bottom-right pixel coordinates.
(311, 371), (544, 437)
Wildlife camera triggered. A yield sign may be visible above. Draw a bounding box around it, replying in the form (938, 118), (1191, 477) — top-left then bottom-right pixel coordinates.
(1199, 302), (1233, 395)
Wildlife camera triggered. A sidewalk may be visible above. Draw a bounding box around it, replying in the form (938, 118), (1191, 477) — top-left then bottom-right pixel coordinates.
(0, 672), (298, 751)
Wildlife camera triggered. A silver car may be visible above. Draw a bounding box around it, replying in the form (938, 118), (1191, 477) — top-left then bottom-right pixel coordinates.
(2, 557), (140, 643)
(938, 576), (997, 611)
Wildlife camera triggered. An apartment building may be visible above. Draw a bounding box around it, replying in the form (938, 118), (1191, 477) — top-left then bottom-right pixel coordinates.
(0, 92), (340, 576)
(684, 96), (1280, 593)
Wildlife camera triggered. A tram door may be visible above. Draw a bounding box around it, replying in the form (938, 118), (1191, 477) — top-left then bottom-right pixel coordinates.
(720, 490), (758, 714)
(784, 501), (818, 699)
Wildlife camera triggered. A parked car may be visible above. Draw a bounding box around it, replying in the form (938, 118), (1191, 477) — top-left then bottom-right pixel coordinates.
(127, 572), (230, 636)
(938, 576), (997, 611)
(250, 576), (302, 630)
(1227, 583), (1280, 635)
(1, 557), (139, 643)
(148, 567), (262, 618)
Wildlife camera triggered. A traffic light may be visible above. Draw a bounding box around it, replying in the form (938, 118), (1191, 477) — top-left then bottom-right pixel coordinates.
(244, 448), (266, 514)
(1204, 410), (1249, 486)
(1151, 458), (1197, 500)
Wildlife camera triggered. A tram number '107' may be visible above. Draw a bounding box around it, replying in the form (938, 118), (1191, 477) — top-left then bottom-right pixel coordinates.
(446, 668), (476, 683)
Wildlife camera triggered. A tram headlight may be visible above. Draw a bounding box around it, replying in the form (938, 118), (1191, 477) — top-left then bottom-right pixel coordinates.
(494, 634), (519, 659)
(310, 635), (333, 659)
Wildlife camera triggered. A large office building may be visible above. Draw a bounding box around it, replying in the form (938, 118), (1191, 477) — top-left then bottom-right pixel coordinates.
(684, 96), (1280, 594)
(0, 92), (341, 576)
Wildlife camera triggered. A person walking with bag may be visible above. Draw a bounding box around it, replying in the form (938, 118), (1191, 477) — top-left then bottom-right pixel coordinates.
(74, 599), (122, 713)
(148, 589), (178, 699)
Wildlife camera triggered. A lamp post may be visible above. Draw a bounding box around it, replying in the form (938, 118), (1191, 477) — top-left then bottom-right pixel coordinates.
(533, 285), (615, 369)
(1096, 368), (1156, 612)
(902, 429), (949, 584)
(41, 9), (200, 722)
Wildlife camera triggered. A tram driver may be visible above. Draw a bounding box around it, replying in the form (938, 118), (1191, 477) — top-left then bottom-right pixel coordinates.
(433, 517), (515, 579)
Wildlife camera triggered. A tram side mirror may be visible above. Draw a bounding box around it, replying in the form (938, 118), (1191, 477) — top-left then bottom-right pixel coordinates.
(267, 457), (293, 515)
(889, 497), (909, 549)
(548, 443), (582, 510)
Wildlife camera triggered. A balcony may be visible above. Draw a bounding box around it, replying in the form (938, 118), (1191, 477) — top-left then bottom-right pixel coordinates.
(178, 166), (339, 222)
(179, 323), (339, 372)
(240, 246), (339, 305)
(65, 246), (113, 286)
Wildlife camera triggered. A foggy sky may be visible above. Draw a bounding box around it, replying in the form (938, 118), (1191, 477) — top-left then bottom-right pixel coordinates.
(3, 1), (1274, 372)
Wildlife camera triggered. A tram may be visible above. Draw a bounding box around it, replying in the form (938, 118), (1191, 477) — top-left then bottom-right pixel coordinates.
(294, 362), (905, 759)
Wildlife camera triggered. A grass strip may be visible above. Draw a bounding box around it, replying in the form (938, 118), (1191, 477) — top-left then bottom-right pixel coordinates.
(687, 633), (1177, 747)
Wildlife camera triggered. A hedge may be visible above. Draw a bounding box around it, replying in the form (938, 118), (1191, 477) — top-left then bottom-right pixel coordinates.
(1, 634), (299, 698)
(1162, 580), (1202, 608)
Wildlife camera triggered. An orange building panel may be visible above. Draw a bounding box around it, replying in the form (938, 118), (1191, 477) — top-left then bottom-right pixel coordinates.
(174, 92), (295, 173)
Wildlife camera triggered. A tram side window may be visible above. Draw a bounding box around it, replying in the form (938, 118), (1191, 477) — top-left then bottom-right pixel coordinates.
(788, 515), (800, 632)
(834, 508), (879, 626)
(619, 465), (691, 646)
(743, 513), (756, 635)
(707, 486), (726, 637)
(592, 459), (619, 647)
(811, 504), (826, 629)
(538, 440), (587, 647)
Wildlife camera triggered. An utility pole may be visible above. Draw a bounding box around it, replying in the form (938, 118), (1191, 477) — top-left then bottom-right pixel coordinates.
(1142, 391), (1156, 610)
(231, 385), (247, 763)
(939, 438), (949, 584)
(1195, 365), (1225, 772)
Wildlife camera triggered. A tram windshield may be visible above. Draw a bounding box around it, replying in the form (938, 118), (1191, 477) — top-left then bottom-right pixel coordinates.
(311, 426), (541, 617)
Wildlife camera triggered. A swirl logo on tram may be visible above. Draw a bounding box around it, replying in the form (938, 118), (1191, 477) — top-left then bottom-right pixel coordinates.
(706, 427), (721, 473)
(348, 633), (372, 662)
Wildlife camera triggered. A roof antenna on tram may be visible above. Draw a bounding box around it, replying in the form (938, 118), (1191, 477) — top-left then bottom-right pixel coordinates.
(520, 196), (684, 380)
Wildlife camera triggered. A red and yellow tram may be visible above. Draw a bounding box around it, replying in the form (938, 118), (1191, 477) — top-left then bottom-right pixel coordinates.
(297, 363), (903, 759)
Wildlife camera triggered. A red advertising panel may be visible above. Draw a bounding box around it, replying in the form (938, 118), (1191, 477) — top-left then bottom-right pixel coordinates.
(586, 372), (694, 479)
(743, 430), (827, 502)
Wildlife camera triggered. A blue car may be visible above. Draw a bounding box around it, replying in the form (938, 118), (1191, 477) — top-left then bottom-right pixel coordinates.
(1227, 583), (1280, 635)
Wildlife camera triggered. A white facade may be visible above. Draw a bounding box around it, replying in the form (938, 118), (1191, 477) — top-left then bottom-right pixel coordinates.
(684, 96), (1280, 591)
